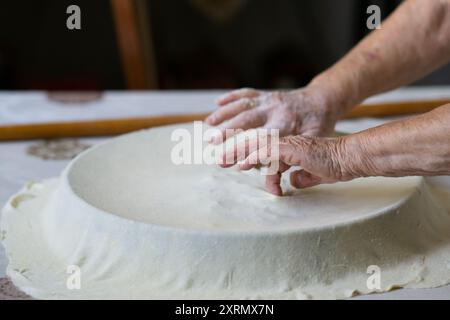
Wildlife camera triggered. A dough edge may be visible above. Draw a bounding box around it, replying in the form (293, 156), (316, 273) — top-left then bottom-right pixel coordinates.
(2, 177), (450, 300)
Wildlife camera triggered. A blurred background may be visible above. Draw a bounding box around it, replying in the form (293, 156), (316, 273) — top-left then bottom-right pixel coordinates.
(1, 0), (449, 91)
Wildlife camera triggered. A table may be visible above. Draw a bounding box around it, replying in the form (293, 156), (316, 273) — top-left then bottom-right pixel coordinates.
(1, 87), (450, 299)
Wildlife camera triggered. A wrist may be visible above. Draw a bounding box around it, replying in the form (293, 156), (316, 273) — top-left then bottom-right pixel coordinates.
(335, 133), (379, 179)
(290, 85), (342, 128)
(307, 72), (364, 118)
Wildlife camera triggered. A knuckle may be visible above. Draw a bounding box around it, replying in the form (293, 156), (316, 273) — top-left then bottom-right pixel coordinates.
(242, 111), (253, 122)
(242, 87), (256, 94)
(269, 91), (282, 101)
(325, 139), (348, 180)
(241, 97), (251, 105)
(280, 135), (309, 150)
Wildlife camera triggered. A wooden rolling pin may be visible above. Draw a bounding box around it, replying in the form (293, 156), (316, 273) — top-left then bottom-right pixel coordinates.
(0, 99), (449, 141)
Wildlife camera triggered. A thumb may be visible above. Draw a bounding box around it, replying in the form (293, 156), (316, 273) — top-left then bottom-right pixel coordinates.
(290, 169), (323, 189)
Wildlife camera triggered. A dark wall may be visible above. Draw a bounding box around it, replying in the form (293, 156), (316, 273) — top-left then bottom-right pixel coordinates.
(0, 0), (449, 90)
(0, 0), (123, 89)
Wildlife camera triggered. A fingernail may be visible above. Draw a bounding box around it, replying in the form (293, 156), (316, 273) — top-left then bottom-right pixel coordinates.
(239, 161), (251, 170)
(210, 136), (219, 144)
(290, 174), (301, 188)
(205, 115), (214, 124)
(215, 96), (225, 105)
(269, 186), (283, 197)
(212, 133), (225, 145)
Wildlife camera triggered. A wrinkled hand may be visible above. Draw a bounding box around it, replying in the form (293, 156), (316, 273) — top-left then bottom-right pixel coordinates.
(221, 134), (361, 196)
(206, 88), (338, 144)
(219, 103), (450, 196)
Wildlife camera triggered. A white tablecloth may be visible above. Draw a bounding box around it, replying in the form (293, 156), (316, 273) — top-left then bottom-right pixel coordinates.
(1, 87), (450, 299)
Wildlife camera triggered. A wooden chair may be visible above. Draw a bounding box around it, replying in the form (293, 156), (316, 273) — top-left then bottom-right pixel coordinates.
(110, 0), (158, 89)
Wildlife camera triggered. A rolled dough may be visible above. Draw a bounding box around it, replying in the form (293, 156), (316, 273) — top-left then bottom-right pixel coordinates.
(2, 123), (450, 299)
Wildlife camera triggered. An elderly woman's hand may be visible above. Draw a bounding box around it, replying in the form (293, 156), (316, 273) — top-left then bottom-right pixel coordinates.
(221, 134), (361, 196)
(220, 104), (450, 196)
(206, 87), (340, 144)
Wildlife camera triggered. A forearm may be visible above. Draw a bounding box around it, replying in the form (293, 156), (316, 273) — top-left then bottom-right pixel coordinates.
(308, 0), (450, 117)
(341, 104), (450, 178)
